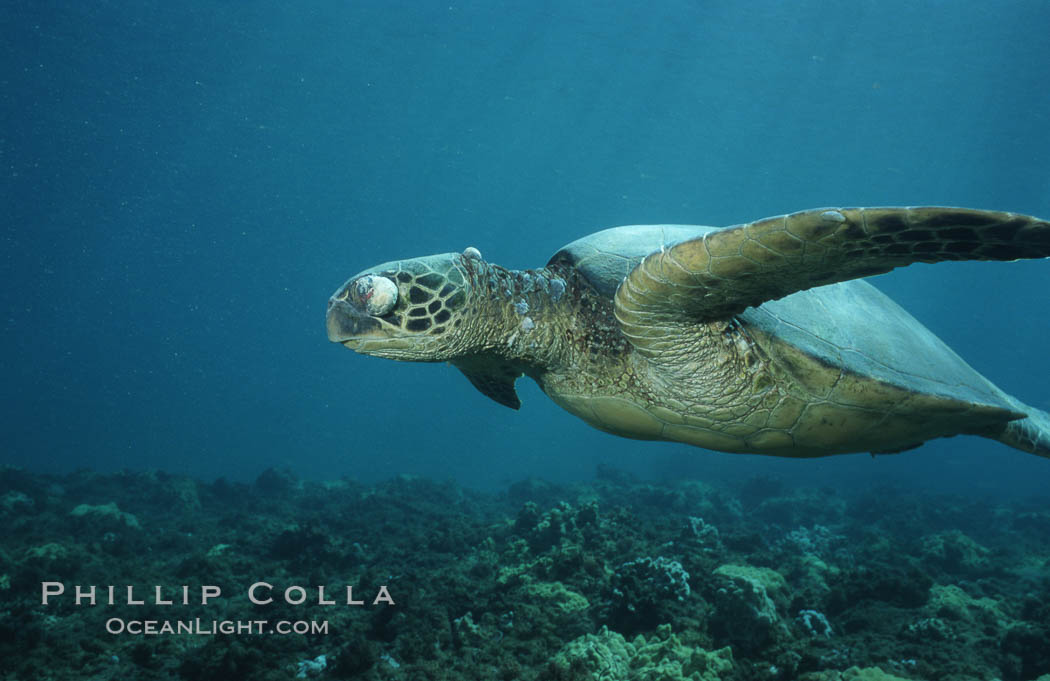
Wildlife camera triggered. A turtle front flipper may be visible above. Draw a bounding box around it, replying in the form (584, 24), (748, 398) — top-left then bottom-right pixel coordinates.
(614, 207), (1050, 344)
(454, 355), (524, 410)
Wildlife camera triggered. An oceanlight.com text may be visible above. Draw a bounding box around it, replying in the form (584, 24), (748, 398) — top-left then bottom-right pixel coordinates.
(105, 618), (329, 636)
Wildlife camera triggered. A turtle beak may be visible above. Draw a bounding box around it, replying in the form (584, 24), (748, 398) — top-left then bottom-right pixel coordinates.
(326, 294), (383, 344)
(326, 294), (420, 358)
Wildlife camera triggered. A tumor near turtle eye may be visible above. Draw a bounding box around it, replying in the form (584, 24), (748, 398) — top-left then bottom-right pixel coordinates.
(352, 274), (398, 316)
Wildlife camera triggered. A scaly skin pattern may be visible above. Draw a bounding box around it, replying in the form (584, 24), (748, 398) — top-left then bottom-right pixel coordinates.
(452, 258), (637, 395)
(615, 207), (1050, 334)
(456, 259), (813, 454)
(605, 207), (1050, 456)
(535, 286), (1002, 458)
(619, 315), (1022, 456)
(329, 207), (1050, 458)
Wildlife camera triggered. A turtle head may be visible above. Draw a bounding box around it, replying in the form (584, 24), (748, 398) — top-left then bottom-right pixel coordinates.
(326, 248), (482, 361)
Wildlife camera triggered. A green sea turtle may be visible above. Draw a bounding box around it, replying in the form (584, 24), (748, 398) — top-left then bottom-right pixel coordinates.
(327, 207), (1050, 458)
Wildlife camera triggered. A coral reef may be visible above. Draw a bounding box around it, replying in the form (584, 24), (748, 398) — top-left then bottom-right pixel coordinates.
(548, 624), (733, 681)
(710, 564), (789, 653)
(0, 465), (1047, 680)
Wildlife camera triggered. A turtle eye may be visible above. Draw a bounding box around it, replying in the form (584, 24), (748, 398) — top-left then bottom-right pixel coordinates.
(351, 274), (398, 316)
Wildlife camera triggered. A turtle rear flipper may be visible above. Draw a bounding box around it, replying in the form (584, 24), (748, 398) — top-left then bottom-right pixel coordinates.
(614, 207), (1050, 346)
(986, 404), (1050, 458)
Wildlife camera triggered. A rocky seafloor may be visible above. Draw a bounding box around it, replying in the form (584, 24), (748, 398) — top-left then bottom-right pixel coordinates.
(1, 465), (1049, 681)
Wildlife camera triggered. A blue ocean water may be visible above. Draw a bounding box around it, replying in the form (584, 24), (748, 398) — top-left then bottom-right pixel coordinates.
(3, 0), (1048, 497)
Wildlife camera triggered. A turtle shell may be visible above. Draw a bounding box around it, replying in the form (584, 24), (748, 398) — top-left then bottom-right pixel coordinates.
(549, 224), (1018, 413)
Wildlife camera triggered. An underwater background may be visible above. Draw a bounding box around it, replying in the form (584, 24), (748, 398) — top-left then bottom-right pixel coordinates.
(4, 0), (1048, 495)
(4, 2), (1050, 680)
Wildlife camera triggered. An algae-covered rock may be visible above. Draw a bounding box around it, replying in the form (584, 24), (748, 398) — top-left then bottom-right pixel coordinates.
(630, 625), (733, 681)
(840, 667), (912, 681)
(25, 542), (69, 562)
(495, 538), (532, 585)
(549, 624), (733, 681)
(781, 524), (843, 557)
(826, 564), (932, 612)
(784, 552), (840, 601)
(927, 583), (1008, 630)
(799, 666), (912, 681)
(0, 491), (34, 513)
(20, 542), (80, 580)
(712, 564), (786, 596)
(1001, 622), (1050, 681)
(451, 611), (485, 648)
(523, 579), (590, 613)
(205, 543), (231, 558)
(166, 477), (202, 511)
(515, 576), (593, 642)
(294, 654), (327, 678)
(254, 467), (302, 496)
(613, 557), (691, 604)
(515, 500), (579, 551)
(902, 616), (954, 642)
(4, 464), (1050, 679)
(610, 556), (692, 630)
(710, 564), (788, 652)
(550, 626), (632, 680)
(69, 502), (140, 529)
(919, 530), (989, 574)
